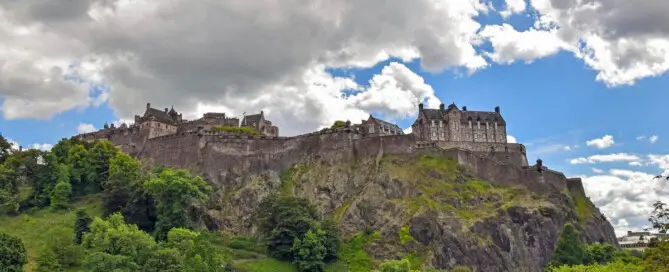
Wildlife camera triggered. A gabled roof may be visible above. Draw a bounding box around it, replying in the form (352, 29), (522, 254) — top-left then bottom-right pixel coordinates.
(145, 108), (176, 124)
(369, 116), (403, 133)
(243, 113), (262, 125)
(462, 111), (506, 125)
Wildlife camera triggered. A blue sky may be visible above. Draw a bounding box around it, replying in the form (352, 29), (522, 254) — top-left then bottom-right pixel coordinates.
(1, 0), (668, 236)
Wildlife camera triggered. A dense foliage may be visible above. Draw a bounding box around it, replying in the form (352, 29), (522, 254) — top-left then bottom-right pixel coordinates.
(0, 232), (28, 272)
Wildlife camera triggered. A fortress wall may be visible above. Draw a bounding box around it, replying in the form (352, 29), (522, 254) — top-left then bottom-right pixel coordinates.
(352, 134), (416, 157)
(438, 141), (528, 167)
(438, 148), (567, 194)
(566, 178), (586, 197)
(140, 133), (201, 169)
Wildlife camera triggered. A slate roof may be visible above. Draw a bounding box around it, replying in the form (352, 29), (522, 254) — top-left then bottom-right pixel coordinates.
(145, 108), (177, 124)
(369, 116), (403, 134)
(419, 105), (506, 125)
(243, 113), (262, 125)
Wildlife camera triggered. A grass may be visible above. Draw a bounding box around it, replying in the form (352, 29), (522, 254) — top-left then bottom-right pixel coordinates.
(214, 125), (261, 136)
(337, 231), (382, 272)
(232, 258), (297, 272)
(0, 195), (102, 272)
(280, 163), (311, 196)
(573, 193), (593, 222)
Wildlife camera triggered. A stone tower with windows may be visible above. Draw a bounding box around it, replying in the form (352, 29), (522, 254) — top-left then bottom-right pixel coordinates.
(411, 102), (507, 143)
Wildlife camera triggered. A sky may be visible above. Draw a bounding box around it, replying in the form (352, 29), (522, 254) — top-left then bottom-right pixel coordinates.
(1, 0), (668, 237)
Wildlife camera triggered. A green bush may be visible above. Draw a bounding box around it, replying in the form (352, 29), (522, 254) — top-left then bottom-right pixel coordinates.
(0, 232), (28, 272)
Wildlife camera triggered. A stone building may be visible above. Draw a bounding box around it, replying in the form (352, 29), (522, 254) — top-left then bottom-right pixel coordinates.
(179, 112), (240, 133)
(411, 102), (507, 143)
(241, 111), (279, 137)
(358, 115), (404, 136)
(134, 103), (183, 139)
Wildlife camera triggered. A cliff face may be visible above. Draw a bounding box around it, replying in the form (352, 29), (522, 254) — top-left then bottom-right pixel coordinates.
(200, 152), (617, 272)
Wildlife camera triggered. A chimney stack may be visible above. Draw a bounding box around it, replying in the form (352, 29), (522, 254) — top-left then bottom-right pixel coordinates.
(418, 103), (424, 111)
(439, 103), (445, 111)
(146, 103), (151, 110)
(495, 106), (500, 114)
(165, 108), (168, 113)
(463, 106), (467, 111)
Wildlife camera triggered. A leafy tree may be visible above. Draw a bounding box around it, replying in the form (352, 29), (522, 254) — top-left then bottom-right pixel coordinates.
(84, 252), (140, 272)
(35, 227), (84, 270)
(649, 201), (669, 234)
(377, 258), (413, 272)
(0, 133), (12, 164)
(34, 246), (61, 272)
(142, 248), (184, 272)
(82, 213), (157, 267)
(643, 239), (669, 271)
(86, 140), (118, 192)
(0, 164), (20, 214)
(50, 181), (72, 210)
(331, 120), (346, 128)
(165, 228), (224, 272)
(26, 153), (63, 208)
(292, 228), (327, 272)
(103, 152), (142, 215)
(145, 168), (211, 240)
(67, 144), (90, 196)
(549, 260), (645, 271)
(550, 223), (586, 267)
(0, 232), (28, 272)
(319, 218), (340, 262)
(584, 244), (617, 265)
(256, 195), (319, 260)
(74, 209), (93, 244)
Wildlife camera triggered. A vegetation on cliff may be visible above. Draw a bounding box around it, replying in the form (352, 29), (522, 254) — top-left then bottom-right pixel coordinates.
(214, 125), (262, 136)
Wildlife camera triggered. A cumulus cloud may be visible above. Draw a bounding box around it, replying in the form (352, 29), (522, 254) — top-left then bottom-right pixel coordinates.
(586, 135), (615, 149)
(482, 0), (669, 86)
(77, 123), (96, 134)
(582, 167), (669, 236)
(592, 168), (604, 174)
(506, 135), (517, 143)
(403, 127), (413, 134)
(0, 0), (491, 135)
(649, 135), (659, 144)
(500, 0), (527, 18)
(569, 153), (640, 164)
(29, 143), (53, 151)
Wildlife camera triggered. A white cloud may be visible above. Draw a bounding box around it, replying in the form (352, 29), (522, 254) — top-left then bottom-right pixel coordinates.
(479, 24), (569, 64)
(648, 154), (669, 176)
(637, 135), (647, 140)
(0, 0), (491, 135)
(403, 127), (412, 134)
(506, 135), (517, 143)
(649, 135), (659, 144)
(592, 168), (604, 174)
(582, 167), (669, 236)
(629, 161), (644, 167)
(481, 0), (669, 86)
(77, 123), (96, 134)
(586, 135), (615, 149)
(29, 143), (53, 151)
(569, 153), (640, 164)
(500, 0), (527, 18)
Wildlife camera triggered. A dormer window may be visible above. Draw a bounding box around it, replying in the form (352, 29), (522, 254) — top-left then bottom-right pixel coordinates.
(431, 120), (435, 127)
(494, 122), (498, 129)
(486, 122), (489, 129)
(477, 121), (480, 129)
(439, 121), (443, 127)
(468, 120), (472, 128)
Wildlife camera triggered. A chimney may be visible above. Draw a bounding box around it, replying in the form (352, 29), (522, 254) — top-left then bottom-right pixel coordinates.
(146, 103), (151, 110)
(261, 110), (264, 116)
(439, 103), (445, 111)
(463, 106), (467, 111)
(418, 103), (424, 111)
(165, 108), (168, 113)
(495, 106), (500, 114)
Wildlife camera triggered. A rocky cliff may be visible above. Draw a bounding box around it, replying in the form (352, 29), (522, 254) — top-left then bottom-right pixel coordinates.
(195, 151), (617, 272)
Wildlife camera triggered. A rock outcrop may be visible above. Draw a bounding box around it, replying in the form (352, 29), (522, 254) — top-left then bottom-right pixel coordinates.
(198, 152), (617, 272)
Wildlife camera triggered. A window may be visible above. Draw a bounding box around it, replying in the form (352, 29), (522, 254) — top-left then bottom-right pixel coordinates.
(477, 121), (480, 129)
(486, 122), (489, 129)
(431, 132), (437, 139)
(494, 122), (498, 129)
(431, 120), (435, 127)
(439, 121), (443, 127)
(440, 132), (445, 138)
(368, 124), (374, 133)
(468, 120), (472, 128)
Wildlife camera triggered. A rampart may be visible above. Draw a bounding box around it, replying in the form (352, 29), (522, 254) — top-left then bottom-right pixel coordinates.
(125, 129), (585, 198)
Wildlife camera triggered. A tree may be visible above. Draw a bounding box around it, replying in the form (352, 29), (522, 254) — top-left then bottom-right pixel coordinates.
(35, 227), (84, 270)
(643, 240), (669, 271)
(50, 181), (72, 210)
(331, 121), (346, 128)
(292, 228), (327, 272)
(103, 152), (141, 215)
(319, 218), (340, 262)
(584, 244), (617, 265)
(550, 223), (586, 267)
(86, 140), (118, 193)
(0, 163), (20, 214)
(649, 201), (669, 234)
(74, 209), (93, 244)
(144, 168), (211, 240)
(256, 195), (319, 260)
(0, 232), (28, 272)
(0, 133), (12, 164)
(67, 144), (90, 196)
(164, 228), (224, 272)
(82, 213), (157, 267)
(142, 248), (184, 272)
(84, 252), (140, 272)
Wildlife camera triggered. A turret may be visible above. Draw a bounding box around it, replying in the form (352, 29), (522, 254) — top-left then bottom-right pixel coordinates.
(462, 106), (467, 111)
(439, 103), (445, 111)
(418, 103), (424, 112)
(495, 106), (500, 114)
(146, 103), (151, 110)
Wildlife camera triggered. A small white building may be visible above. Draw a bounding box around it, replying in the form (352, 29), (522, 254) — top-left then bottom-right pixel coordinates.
(617, 231), (668, 252)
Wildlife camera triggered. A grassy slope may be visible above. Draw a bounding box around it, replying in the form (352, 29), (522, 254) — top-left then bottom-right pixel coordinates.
(0, 195), (102, 272)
